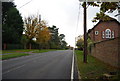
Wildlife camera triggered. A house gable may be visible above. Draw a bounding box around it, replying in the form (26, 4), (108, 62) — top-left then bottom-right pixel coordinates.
(88, 19), (120, 42)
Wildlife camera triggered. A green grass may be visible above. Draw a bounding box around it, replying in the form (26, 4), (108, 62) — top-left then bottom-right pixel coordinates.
(2, 49), (57, 54)
(2, 49), (38, 54)
(32, 49), (57, 53)
(1, 49), (59, 60)
(1, 49), (57, 60)
(2, 53), (30, 60)
(75, 50), (118, 79)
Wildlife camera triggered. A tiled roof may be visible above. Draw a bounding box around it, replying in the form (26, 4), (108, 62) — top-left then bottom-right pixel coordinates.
(88, 18), (120, 34)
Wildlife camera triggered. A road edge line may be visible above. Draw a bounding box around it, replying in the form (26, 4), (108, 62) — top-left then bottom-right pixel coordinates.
(71, 48), (74, 81)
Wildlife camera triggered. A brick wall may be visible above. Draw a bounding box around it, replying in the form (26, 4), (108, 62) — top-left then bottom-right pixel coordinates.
(90, 37), (120, 68)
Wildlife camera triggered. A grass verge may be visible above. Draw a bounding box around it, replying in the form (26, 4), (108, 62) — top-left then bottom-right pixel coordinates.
(2, 49), (37, 54)
(2, 49), (58, 54)
(75, 50), (118, 80)
(32, 49), (57, 53)
(2, 53), (30, 60)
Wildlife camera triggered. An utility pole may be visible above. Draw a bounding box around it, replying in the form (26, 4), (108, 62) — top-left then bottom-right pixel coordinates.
(83, 2), (87, 63)
(78, 0), (88, 63)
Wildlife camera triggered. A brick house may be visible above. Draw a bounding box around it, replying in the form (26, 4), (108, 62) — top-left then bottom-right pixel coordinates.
(88, 18), (120, 42)
(88, 18), (120, 67)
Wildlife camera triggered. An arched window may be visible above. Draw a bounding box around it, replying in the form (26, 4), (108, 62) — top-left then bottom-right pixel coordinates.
(105, 29), (111, 38)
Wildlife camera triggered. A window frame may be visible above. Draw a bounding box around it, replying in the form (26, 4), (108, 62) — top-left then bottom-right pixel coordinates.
(102, 31), (104, 38)
(112, 31), (114, 38)
(105, 29), (111, 38)
(95, 31), (99, 35)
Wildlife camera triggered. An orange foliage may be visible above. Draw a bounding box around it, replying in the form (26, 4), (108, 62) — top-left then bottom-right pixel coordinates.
(36, 27), (51, 44)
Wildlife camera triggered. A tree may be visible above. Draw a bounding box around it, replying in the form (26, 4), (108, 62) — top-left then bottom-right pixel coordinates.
(59, 34), (65, 41)
(87, 35), (94, 54)
(24, 15), (40, 41)
(60, 40), (67, 49)
(93, 2), (119, 22)
(24, 15), (51, 49)
(24, 16), (67, 49)
(2, 2), (24, 44)
(76, 37), (84, 50)
(21, 34), (29, 49)
(59, 34), (67, 49)
(48, 25), (60, 49)
(48, 26), (67, 49)
(82, 2), (119, 22)
(36, 22), (51, 49)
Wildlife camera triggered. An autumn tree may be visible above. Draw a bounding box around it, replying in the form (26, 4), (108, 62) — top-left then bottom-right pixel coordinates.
(76, 36), (84, 50)
(24, 15), (40, 41)
(36, 21), (51, 49)
(24, 15), (38, 49)
(24, 15), (51, 49)
(24, 15), (67, 49)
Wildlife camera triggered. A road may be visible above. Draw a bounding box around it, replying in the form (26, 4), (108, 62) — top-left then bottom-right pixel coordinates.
(2, 50), (78, 80)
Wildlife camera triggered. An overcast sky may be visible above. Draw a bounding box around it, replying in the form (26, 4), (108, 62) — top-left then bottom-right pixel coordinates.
(13, 0), (118, 47)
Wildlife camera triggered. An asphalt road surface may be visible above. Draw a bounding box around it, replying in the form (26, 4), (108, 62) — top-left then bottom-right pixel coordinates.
(2, 50), (78, 80)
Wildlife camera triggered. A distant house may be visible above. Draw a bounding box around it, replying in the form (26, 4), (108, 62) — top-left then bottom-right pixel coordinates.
(88, 18), (120, 68)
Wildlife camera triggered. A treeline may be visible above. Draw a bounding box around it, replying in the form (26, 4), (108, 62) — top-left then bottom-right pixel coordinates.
(2, 2), (68, 50)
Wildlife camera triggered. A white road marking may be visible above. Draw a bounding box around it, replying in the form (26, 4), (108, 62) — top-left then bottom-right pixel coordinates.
(3, 64), (25, 75)
(71, 49), (74, 81)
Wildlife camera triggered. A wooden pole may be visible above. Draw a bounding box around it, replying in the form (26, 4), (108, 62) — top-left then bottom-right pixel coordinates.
(83, 2), (87, 63)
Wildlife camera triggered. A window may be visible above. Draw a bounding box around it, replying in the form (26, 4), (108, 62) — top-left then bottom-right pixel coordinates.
(102, 31), (104, 38)
(105, 29), (111, 38)
(112, 31), (114, 38)
(95, 31), (99, 35)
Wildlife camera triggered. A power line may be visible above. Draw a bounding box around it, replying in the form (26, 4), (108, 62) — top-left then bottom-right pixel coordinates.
(75, 3), (81, 48)
(18, 0), (33, 9)
(75, 3), (81, 37)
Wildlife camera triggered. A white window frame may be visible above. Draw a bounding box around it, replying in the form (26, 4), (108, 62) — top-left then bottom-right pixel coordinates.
(105, 29), (111, 38)
(112, 31), (114, 38)
(102, 31), (104, 38)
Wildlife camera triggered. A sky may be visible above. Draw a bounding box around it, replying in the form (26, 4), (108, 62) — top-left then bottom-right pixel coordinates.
(13, 0), (118, 47)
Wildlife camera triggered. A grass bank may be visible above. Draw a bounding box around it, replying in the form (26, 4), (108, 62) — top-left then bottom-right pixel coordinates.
(1, 49), (58, 60)
(2, 49), (37, 54)
(32, 49), (57, 53)
(75, 50), (118, 80)
(2, 53), (30, 60)
(2, 49), (58, 54)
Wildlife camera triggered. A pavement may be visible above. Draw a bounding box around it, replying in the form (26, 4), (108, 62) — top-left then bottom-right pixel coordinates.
(2, 50), (79, 80)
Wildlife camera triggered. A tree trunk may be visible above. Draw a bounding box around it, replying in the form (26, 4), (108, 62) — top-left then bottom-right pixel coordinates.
(4, 43), (7, 50)
(24, 44), (26, 49)
(29, 43), (31, 49)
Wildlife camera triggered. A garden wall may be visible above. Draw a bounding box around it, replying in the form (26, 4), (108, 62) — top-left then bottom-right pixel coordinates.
(90, 37), (120, 68)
